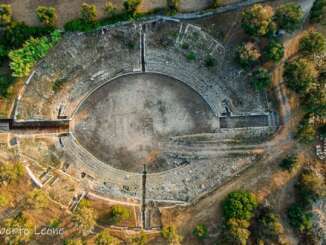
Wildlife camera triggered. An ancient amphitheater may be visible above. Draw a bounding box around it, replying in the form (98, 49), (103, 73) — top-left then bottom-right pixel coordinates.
(1, 18), (280, 229)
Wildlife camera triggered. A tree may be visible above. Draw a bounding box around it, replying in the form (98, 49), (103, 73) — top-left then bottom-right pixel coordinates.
(72, 203), (97, 236)
(237, 42), (261, 68)
(223, 191), (257, 220)
(296, 118), (316, 144)
(279, 155), (298, 171)
(161, 226), (183, 245)
(252, 207), (285, 243)
(300, 31), (326, 55)
(284, 58), (318, 93)
(0, 4), (12, 26)
(9, 30), (61, 77)
(124, 0), (141, 13)
(95, 230), (119, 245)
(2, 212), (34, 244)
(241, 4), (274, 37)
(193, 224), (208, 240)
(80, 3), (97, 23)
(0, 74), (14, 98)
(250, 68), (272, 91)
(25, 189), (49, 209)
(275, 3), (304, 32)
(310, 0), (326, 23)
(226, 218), (251, 245)
(287, 204), (312, 233)
(36, 6), (57, 27)
(110, 205), (130, 224)
(264, 40), (284, 63)
(0, 162), (25, 185)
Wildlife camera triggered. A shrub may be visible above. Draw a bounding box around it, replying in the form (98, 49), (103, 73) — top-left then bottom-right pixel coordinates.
(193, 224), (208, 240)
(223, 191), (257, 220)
(9, 30), (61, 78)
(95, 230), (119, 245)
(237, 42), (261, 68)
(0, 74), (14, 98)
(287, 203), (312, 233)
(0, 162), (25, 185)
(0, 4), (12, 26)
(310, 0), (326, 23)
(226, 218), (251, 245)
(130, 231), (148, 245)
(64, 239), (84, 245)
(124, 0), (141, 13)
(279, 155), (298, 171)
(111, 205), (130, 224)
(284, 58), (318, 93)
(241, 4), (274, 37)
(81, 3), (97, 23)
(275, 3), (304, 32)
(264, 40), (284, 63)
(212, 0), (221, 8)
(300, 31), (326, 55)
(25, 189), (49, 209)
(64, 18), (98, 32)
(250, 68), (272, 91)
(161, 226), (183, 245)
(36, 6), (57, 27)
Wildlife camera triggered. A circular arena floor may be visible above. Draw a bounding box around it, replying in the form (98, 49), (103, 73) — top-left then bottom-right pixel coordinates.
(72, 73), (217, 173)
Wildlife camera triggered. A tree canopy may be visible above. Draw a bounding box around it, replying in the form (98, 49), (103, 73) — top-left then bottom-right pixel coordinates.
(300, 31), (326, 55)
(275, 3), (304, 32)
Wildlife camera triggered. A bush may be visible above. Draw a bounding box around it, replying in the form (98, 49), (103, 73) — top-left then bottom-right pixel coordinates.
(226, 218), (251, 245)
(0, 74), (14, 98)
(0, 4), (12, 26)
(241, 4), (274, 37)
(264, 40), (284, 63)
(212, 0), (221, 8)
(36, 6), (57, 27)
(310, 0), (326, 23)
(250, 68), (272, 91)
(111, 205), (130, 224)
(124, 0), (141, 13)
(193, 224), (208, 240)
(300, 31), (326, 55)
(237, 42), (261, 68)
(287, 204), (312, 233)
(279, 155), (298, 171)
(130, 231), (148, 245)
(284, 58), (318, 93)
(223, 191), (257, 220)
(9, 30), (61, 78)
(161, 226), (183, 245)
(64, 239), (84, 245)
(25, 189), (49, 209)
(81, 3), (97, 23)
(64, 18), (98, 32)
(275, 3), (304, 32)
(0, 162), (25, 185)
